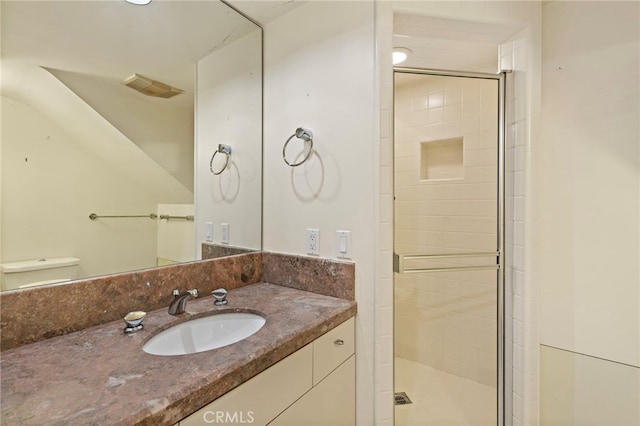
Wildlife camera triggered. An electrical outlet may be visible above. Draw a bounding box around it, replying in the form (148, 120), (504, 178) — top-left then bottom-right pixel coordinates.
(205, 222), (213, 242)
(306, 229), (320, 255)
(221, 223), (229, 244)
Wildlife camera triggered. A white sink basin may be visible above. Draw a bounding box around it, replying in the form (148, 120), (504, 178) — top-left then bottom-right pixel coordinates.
(143, 312), (266, 356)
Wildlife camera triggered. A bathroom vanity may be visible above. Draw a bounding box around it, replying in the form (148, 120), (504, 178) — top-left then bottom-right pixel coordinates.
(0, 282), (356, 425)
(180, 317), (355, 426)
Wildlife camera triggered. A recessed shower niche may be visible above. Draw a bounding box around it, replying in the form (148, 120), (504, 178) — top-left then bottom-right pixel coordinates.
(420, 137), (464, 181)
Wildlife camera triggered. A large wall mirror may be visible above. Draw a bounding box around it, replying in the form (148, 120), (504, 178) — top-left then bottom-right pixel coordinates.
(0, 0), (262, 291)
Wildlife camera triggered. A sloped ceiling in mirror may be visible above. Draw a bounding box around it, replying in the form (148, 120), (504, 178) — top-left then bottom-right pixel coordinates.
(46, 67), (194, 190)
(1, 0), (258, 192)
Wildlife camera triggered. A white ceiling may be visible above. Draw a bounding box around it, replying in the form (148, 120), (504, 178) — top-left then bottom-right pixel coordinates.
(393, 13), (524, 72)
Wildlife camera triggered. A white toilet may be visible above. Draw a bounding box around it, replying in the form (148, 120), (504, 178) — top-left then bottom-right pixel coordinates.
(0, 257), (80, 291)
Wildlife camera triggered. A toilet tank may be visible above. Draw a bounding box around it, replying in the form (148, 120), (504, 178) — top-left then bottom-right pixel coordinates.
(0, 257), (80, 291)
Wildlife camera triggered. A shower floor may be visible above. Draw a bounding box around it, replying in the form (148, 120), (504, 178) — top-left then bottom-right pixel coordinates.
(395, 357), (497, 426)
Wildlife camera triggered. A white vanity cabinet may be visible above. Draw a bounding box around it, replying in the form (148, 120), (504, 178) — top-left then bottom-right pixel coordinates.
(179, 317), (355, 426)
(268, 356), (355, 426)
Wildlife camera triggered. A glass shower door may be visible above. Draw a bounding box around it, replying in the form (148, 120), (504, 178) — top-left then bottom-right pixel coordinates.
(393, 70), (504, 426)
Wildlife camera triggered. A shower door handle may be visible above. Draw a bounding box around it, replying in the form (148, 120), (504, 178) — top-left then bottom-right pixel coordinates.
(393, 251), (501, 274)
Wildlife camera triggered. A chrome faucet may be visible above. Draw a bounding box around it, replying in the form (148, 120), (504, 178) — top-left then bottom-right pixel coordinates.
(168, 289), (198, 315)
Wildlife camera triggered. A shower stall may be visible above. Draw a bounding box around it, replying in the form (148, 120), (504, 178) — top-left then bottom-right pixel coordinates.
(393, 69), (505, 426)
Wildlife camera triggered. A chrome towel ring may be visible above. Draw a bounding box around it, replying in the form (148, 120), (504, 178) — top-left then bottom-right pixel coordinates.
(210, 144), (232, 175)
(283, 127), (313, 167)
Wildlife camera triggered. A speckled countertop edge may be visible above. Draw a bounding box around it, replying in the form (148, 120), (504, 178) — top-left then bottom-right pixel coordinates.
(0, 283), (357, 426)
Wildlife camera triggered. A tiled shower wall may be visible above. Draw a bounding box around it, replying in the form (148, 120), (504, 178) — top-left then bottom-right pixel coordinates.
(501, 30), (539, 426)
(394, 75), (498, 387)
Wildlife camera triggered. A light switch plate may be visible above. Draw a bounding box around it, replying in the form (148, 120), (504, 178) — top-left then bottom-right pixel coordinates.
(205, 222), (213, 242)
(336, 230), (351, 259)
(221, 223), (229, 244)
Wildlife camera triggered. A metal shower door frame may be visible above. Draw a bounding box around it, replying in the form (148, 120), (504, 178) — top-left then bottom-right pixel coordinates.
(392, 67), (507, 426)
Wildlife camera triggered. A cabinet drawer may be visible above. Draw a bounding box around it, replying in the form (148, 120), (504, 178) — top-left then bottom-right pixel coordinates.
(180, 344), (312, 426)
(312, 317), (355, 385)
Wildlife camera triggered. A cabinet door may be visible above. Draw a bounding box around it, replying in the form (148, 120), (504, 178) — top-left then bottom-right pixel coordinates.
(268, 355), (355, 426)
(180, 345), (312, 426)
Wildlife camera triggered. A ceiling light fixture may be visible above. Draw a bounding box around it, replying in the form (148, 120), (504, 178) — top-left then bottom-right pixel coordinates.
(392, 47), (412, 65)
(125, 0), (152, 5)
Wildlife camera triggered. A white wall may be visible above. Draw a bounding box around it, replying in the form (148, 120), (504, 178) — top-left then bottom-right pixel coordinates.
(539, 1), (639, 423)
(262, 2), (376, 424)
(195, 30), (262, 255)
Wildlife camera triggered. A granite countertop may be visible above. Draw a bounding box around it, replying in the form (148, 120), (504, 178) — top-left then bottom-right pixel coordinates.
(0, 283), (357, 425)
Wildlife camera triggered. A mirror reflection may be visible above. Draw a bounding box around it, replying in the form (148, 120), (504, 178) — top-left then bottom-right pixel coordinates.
(0, 0), (263, 291)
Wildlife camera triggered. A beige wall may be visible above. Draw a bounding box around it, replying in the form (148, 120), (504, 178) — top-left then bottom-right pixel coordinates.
(1, 94), (192, 281)
(540, 345), (640, 426)
(540, 1), (640, 423)
(262, 2), (376, 424)
(156, 203), (195, 265)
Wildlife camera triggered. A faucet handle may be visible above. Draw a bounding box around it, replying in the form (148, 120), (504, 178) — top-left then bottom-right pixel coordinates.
(212, 288), (228, 306)
(123, 311), (146, 333)
(172, 289), (198, 297)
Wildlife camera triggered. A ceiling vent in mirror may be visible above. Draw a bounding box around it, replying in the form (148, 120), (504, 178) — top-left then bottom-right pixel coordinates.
(123, 74), (184, 99)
